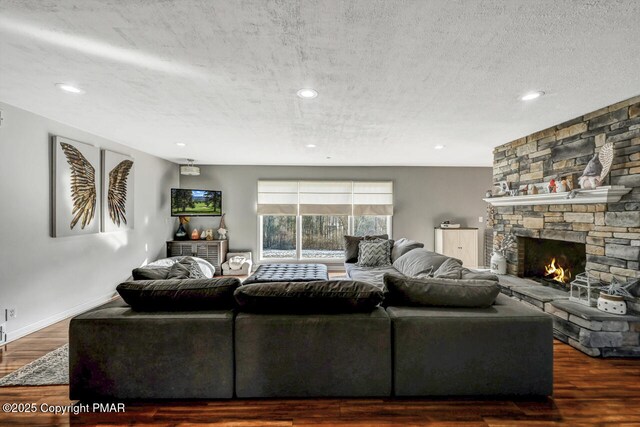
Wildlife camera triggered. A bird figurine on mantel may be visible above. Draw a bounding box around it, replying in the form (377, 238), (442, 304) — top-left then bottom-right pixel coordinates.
(578, 142), (614, 189)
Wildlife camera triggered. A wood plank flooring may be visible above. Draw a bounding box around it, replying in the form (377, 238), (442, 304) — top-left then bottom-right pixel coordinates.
(1, 315), (640, 426)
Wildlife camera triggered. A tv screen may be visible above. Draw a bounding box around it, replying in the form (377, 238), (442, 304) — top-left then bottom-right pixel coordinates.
(171, 188), (222, 217)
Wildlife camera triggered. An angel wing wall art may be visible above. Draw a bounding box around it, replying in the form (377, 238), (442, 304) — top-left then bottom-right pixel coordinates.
(101, 150), (135, 232)
(52, 136), (101, 237)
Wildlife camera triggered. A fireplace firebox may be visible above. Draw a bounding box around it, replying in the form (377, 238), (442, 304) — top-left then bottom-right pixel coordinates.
(518, 237), (586, 287)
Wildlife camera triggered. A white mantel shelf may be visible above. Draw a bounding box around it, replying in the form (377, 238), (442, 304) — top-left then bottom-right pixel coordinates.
(483, 186), (632, 207)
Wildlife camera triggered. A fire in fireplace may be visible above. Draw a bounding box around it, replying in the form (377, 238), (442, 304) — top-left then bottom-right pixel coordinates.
(544, 258), (572, 284)
(519, 237), (586, 287)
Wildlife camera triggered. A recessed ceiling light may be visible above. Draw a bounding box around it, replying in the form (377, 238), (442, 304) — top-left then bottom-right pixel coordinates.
(520, 91), (545, 101)
(306, 144), (317, 148)
(297, 88), (318, 99)
(176, 142), (186, 147)
(434, 144), (445, 150)
(326, 156), (332, 159)
(55, 83), (85, 94)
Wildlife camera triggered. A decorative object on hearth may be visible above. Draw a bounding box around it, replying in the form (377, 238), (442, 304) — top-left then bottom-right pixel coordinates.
(569, 272), (602, 307)
(175, 216), (189, 240)
(485, 190), (492, 198)
(191, 228), (200, 240)
(509, 189), (519, 196)
(217, 213), (227, 239)
(597, 293), (627, 315)
(548, 178), (557, 193)
(101, 149), (134, 232)
(490, 233), (515, 275)
(558, 176), (570, 193)
(530, 184), (539, 195)
(205, 228), (214, 240)
(52, 136), (100, 237)
(578, 141), (614, 189)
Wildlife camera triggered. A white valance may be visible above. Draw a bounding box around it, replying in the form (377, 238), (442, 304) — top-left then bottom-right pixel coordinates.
(257, 180), (393, 216)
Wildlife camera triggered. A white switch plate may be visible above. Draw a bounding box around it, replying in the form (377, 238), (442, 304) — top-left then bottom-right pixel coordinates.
(0, 323), (6, 345)
(478, 216), (484, 223)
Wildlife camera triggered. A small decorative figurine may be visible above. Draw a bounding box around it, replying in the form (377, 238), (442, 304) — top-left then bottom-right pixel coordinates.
(175, 216), (190, 240)
(200, 229), (207, 240)
(217, 213), (228, 240)
(530, 184), (539, 195)
(548, 179), (557, 193)
(559, 177), (569, 193)
(191, 228), (200, 240)
(205, 229), (214, 240)
(579, 142), (614, 189)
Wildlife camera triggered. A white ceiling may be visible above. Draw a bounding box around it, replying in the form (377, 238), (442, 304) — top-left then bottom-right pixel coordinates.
(1, 1), (639, 166)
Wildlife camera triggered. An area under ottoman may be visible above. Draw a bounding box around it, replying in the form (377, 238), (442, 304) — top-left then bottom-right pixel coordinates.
(243, 263), (328, 284)
(235, 307), (391, 397)
(387, 294), (553, 397)
(69, 307), (235, 400)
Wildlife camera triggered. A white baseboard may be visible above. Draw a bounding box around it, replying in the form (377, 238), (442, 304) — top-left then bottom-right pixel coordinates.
(5, 292), (118, 344)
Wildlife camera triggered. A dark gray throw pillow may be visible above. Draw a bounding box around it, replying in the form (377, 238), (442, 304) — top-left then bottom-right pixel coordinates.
(432, 257), (464, 279)
(234, 280), (385, 313)
(392, 248), (462, 277)
(356, 239), (392, 267)
(117, 278), (241, 311)
(344, 234), (389, 263)
(383, 274), (500, 308)
(391, 238), (425, 262)
(132, 266), (171, 280)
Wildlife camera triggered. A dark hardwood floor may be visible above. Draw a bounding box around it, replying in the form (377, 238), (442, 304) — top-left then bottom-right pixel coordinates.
(1, 315), (640, 426)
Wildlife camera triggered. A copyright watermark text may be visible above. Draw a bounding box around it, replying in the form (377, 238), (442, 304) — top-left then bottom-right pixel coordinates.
(3, 402), (126, 415)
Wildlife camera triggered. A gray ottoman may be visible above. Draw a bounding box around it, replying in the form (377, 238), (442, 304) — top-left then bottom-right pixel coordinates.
(235, 307), (391, 397)
(69, 307), (235, 400)
(243, 263), (328, 284)
(388, 294), (553, 397)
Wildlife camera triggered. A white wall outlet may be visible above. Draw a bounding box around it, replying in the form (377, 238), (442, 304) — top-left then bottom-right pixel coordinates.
(0, 109), (4, 128)
(7, 308), (16, 319)
(478, 216), (484, 223)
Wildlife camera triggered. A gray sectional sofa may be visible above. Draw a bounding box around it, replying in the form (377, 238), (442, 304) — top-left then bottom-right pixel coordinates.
(69, 245), (554, 400)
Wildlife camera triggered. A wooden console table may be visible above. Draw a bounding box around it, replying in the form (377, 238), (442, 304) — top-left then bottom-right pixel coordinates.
(166, 240), (228, 275)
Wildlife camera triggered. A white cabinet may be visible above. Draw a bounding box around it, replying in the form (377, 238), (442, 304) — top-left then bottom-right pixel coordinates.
(434, 228), (478, 268)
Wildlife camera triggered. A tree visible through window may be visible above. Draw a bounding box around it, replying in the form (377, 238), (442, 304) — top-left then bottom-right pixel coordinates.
(353, 216), (389, 236)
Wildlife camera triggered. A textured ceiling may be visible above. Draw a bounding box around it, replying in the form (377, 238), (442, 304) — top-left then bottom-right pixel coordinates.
(1, 1), (639, 166)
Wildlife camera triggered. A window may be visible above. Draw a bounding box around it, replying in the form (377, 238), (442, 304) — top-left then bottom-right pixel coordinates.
(353, 216), (390, 236)
(258, 181), (393, 261)
(301, 215), (348, 259)
(261, 215), (296, 259)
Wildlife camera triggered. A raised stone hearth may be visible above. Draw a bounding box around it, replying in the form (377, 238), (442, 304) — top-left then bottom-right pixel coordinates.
(499, 275), (640, 358)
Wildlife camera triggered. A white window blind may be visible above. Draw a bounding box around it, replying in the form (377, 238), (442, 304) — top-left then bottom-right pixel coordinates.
(353, 181), (394, 215)
(299, 181), (352, 215)
(256, 181), (298, 215)
(257, 180), (393, 216)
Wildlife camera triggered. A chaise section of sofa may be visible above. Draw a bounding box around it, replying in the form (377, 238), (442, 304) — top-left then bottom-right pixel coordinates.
(387, 293), (553, 397)
(234, 307), (392, 398)
(69, 306), (235, 400)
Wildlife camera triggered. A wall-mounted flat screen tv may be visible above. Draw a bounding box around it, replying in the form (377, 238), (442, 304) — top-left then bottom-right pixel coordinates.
(171, 188), (222, 216)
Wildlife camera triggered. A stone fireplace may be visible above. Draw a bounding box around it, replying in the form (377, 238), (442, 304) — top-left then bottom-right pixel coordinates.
(488, 95), (640, 358)
(518, 237), (586, 285)
(490, 95), (640, 285)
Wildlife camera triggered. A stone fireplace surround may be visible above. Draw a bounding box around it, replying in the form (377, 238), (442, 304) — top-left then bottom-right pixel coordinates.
(491, 94), (640, 284)
(489, 95), (640, 357)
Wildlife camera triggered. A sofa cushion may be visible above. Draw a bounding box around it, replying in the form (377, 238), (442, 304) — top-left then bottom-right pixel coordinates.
(234, 280), (385, 313)
(383, 274), (500, 308)
(344, 234), (389, 263)
(392, 249), (461, 277)
(391, 238), (425, 263)
(345, 263), (402, 288)
(116, 278), (241, 311)
(132, 266), (171, 280)
(357, 239), (392, 267)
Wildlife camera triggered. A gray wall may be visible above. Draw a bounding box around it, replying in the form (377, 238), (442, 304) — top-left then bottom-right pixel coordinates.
(0, 102), (179, 342)
(181, 165), (492, 263)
